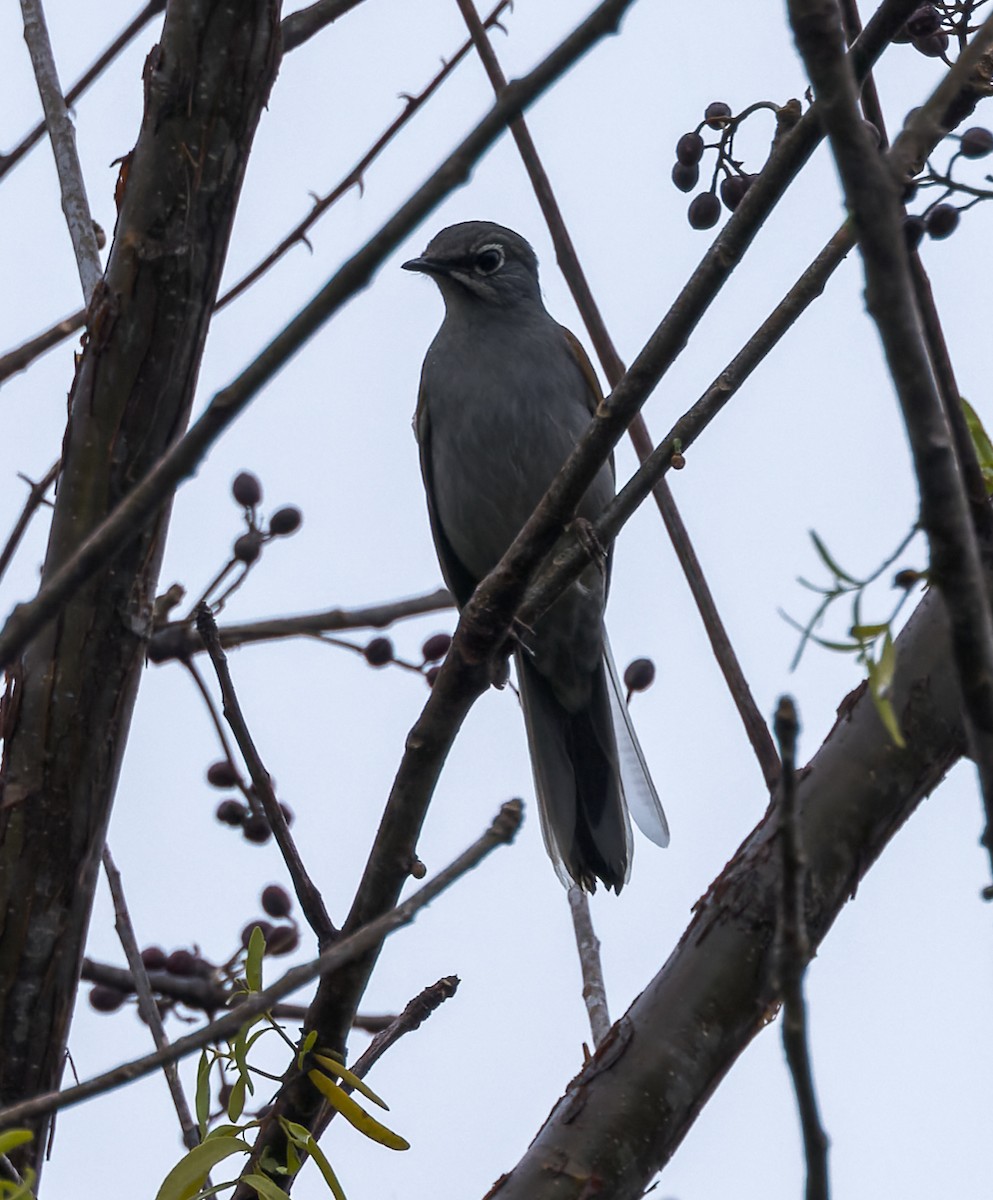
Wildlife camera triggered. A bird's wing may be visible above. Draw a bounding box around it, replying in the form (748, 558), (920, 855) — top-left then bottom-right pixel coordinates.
(415, 383), (479, 608)
(603, 634), (670, 847)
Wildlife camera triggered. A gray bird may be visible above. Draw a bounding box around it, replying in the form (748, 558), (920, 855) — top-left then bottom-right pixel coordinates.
(405, 221), (669, 891)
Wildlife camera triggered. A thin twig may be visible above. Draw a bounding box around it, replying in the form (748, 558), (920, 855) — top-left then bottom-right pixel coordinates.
(0, 460), (59, 586)
(311, 975), (459, 1144)
(0, 0), (643, 673)
(0, 0), (165, 182)
(19, 0), (102, 301)
(773, 698), (829, 1200)
(217, 0), (514, 309)
(567, 887), (611, 1047)
(0, 799), (521, 1128)
(0, 310), (86, 386)
(102, 847), (201, 1150)
(788, 1), (993, 880)
(148, 586), (453, 663)
(195, 604), (337, 943)
(281, 0), (367, 52)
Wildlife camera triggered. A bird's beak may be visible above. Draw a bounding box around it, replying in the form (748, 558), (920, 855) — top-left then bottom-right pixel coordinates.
(402, 255), (447, 276)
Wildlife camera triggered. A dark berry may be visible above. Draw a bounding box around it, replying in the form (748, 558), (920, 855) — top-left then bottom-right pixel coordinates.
(266, 926), (300, 956)
(207, 760), (239, 788)
(675, 131), (705, 165)
(704, 101), (732, 128)
(671, 161), (700, 193)
(719, 173), (752, 211)
(623, 658), (657, 694)
(960, 127), (993, 159)
(903, 215), (926, 250)
(165, 949), (197, 976)
(906, 4), (940, 36)
(89, 985), (128, 1013)
(232, 472), (262, 508)
(279, 802), (295, 827)
(421, 632), (452, 662)
(670, 451), (686, 470)
(241, 920), (274, 949)
(216, 798), (248, 826)
(902, 179), (919, 203)
(409, 857), (427, 880)
(424, 665), (441, 688)
(364, 636), (394, 667)
(688, 192), (722, 230)
(912, 30), (948, 57)
(269, 506), (303, 536)
(234, 531), (263, 564)
(243, 814), (273, 844)
(925, 204), (959, 239)
(893, 569), (923, 589)
(261, 884), (293, 918)
(141, 946), (167, 970)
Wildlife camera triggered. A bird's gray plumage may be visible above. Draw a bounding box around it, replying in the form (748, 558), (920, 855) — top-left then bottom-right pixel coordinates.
(405, 220), (668, 891)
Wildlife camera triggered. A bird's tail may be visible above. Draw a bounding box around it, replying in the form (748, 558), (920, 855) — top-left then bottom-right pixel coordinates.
(515, 649), (632, 892)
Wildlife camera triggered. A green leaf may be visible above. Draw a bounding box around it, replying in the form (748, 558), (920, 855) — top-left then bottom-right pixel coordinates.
(809, 530), (858, 584)
(297, 1029), (318, 1069)
(307, 1071), (409, 1151)
(195, 1051), (212, 1136)
(306, 1137), (348, 1200)
(246, 925), (266, 993)
(227, 1073), (247, 1122)
(240, 1175), (290, 1200)
(154, 1136), (250, 1200)
(0, 1130), (33, 1157)
(962, 397), (993, 494)
(312, 1054), (388, 1110)
(850, 622), (889, 641)
(867, 633), (905, 747)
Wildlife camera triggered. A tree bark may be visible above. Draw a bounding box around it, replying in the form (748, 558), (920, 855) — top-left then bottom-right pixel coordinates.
(0, 0), (281, 1173)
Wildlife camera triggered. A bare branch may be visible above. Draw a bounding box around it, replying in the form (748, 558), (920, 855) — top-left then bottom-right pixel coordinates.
(567, 887), (611, 1048)
(772, 699), (829, 1200)
(19, 0), (102, 301)
(0, 460), (59, 586)
(195, 604), (337, 943)
(0, 310), (85, 386)
(147, 586), (453, 663)
(102, 847), (200, 1150)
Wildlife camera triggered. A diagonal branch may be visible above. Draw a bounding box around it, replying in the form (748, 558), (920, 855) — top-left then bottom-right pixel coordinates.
(787, 0), (993, 879)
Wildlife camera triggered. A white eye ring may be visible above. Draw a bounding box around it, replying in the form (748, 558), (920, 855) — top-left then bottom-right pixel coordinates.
(474, 243), (505, 275)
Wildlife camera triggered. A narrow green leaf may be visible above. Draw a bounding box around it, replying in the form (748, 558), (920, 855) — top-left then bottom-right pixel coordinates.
(307, 1071), (409, 1151)
(305, 1137), (348, 1200)
(246, 925), (266, 992)
(850, 622), (889, 641)
(195, 1051), (212, 1136)
(810, 530), (858, 584)
(153, 1136), (250, 1200)
(962, 398), (993, 494)
(313, 1054), (388, 1110)
(227, 1073), (247, 1122)
(241, 1175), (290, 1200)
(0, 1130), (33, 1157)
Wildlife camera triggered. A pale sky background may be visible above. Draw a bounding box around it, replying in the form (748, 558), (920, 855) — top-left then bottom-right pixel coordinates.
(1, 2), (991, 1198)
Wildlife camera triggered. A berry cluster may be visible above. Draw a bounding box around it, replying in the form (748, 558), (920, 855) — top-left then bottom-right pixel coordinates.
(892, 4), (952, 61)
(348, 629), (452, 687)
(230, 470), (303, 569)
(88, 885), (299, 1021)
(209, 756), (296, 844)
(903, 125), (993, 249)
(671, 100), (769, 230)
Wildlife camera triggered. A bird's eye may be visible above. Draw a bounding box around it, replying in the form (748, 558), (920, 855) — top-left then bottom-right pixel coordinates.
(474, 244), (505, 275)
